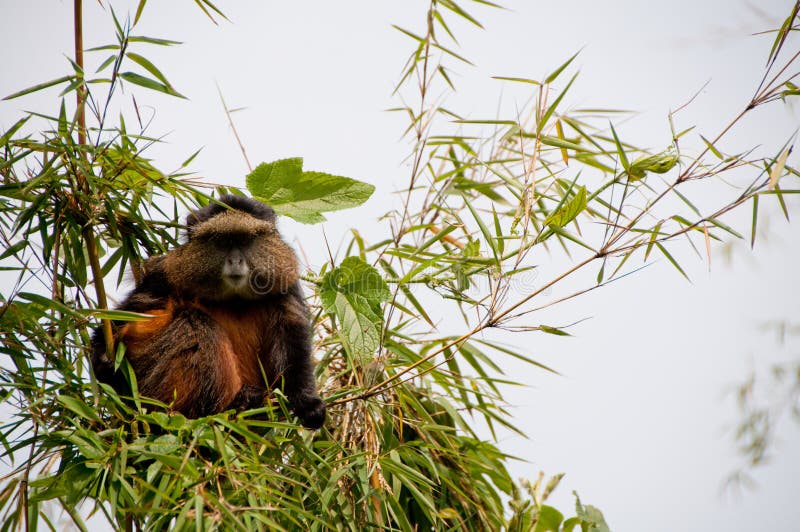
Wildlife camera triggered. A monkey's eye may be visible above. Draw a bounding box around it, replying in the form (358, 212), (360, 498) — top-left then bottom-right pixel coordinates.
(218, 232), (254, 248)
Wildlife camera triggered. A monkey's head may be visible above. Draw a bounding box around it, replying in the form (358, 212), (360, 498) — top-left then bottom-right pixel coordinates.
(161, 195), (300, 301)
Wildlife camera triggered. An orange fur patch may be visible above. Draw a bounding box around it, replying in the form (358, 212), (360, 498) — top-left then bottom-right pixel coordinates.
(119, 301), (175, 356)
(195, 302), (271, 387)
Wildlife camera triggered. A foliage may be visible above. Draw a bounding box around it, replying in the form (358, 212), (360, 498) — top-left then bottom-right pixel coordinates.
(1, 0), (799, 530)
(246, 158), (375, 224)
(727, 321), (800, 490)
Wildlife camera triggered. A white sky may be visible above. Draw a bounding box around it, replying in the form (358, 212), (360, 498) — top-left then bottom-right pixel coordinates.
(1, 1), (799, 530)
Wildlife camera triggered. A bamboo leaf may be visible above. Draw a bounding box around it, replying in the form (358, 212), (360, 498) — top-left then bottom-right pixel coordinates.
(119, 72), (186, 98)
(126, 52), (172, 86)
(768, 145), (791, 189)
(3, 75), (72, 100)
(134, 0), (148, 24)
(545, 50), (580, 84)
(655, 242), (689, 281)
(545, 186), (587, 228)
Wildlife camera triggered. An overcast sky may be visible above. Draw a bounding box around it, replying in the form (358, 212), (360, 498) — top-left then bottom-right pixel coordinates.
(1, 1), (799, 530)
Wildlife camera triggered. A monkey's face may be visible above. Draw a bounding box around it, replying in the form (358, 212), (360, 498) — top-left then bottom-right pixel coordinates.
(163, 210), (300, 302)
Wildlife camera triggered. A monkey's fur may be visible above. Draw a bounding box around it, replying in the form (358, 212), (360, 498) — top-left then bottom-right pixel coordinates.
(91, 195), (326, 429)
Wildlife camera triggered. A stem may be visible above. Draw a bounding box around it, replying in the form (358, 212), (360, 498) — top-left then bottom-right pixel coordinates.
(74, 0), (114, 385)
(75, 0), (86, 146)
(217, 83), (253, 172)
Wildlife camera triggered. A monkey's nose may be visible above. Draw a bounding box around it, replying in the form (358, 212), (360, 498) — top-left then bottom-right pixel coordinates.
(222, 249), (249, 279)
(227, 255), (244, 267)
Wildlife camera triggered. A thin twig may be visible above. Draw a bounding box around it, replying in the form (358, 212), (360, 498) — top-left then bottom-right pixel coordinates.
(217, 83), (253, 173)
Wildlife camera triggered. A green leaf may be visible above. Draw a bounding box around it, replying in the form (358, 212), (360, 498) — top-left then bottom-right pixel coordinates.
(319, 257), (390, 360)
(539, 325), (570, 336)
(0, 240), (26, 261)
(574, 492), (611, 532)
(628, 149), (679, 181)
(545, 50), (580, 84)
(538, 73), (577, 133)
(609, 123), (630, 171)
(655, 242), (689, 281)
(119, 72), (185, 98)
(492, 76), (541, 85)
(128, 35), (182, 46)
(57, 396), (100, 423)
(134, 0), (148, 24)
(246, 159), (375, 224)
(126, 52), (172, 86)
(0, 116), (30, 145)
(700, 134), (723, 159)
(539, 135), (592, 153)
(544, 186), (586, 228)
(533, 504), (563, 531)
(3, 75), (73, 100)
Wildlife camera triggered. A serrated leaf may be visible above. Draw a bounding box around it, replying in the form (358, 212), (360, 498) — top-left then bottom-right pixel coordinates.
(319, 257), (390, 360)
(333, 256), (391, 303)
(246, 159), (374, 224)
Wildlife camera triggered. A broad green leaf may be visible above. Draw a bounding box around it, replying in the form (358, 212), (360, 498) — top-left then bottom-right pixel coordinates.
(533, 505), (563, 531)
(320, 256), (390, 360)
(574, 492), (611, 532)
(246, 159), (374, 224)
(332, 256), (391, 303)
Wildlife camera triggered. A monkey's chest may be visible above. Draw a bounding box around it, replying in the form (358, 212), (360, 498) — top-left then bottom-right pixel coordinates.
(201, 304), (278, 386)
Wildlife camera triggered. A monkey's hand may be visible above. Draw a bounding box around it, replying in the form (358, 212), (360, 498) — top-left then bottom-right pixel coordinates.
(227, 385), (266, 412)
(294, 394), (326, 430)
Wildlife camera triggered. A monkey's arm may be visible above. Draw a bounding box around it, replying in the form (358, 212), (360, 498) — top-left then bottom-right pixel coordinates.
(90, 261), (172, 393)
(91, 261), (241, 418)
(268, 282), (326, 429)
(122, 306), (244, 418)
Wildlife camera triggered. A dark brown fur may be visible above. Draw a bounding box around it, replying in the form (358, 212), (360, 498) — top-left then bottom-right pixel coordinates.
(91, 195), (326, 429)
